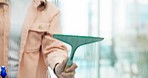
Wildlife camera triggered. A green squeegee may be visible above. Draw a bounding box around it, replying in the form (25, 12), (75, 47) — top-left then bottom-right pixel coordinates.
(53, 34), (104, 68)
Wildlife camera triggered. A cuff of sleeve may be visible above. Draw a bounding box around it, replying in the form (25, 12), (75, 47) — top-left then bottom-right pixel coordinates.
(47, 50), (67, 70)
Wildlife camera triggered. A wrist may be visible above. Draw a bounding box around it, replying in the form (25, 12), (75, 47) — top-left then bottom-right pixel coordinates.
(53, 63), (59, 75)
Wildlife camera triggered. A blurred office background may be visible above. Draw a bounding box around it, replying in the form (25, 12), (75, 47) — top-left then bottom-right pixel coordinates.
(48, 0), (148, 78)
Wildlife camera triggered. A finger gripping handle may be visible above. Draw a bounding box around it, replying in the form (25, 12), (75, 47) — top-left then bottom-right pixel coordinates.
(64, 59), (73, 72)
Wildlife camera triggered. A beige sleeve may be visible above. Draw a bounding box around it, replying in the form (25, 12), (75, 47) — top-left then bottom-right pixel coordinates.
(42, 11), (68, 69)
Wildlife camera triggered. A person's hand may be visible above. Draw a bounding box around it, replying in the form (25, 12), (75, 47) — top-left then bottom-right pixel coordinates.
(54, 58), (77, 78)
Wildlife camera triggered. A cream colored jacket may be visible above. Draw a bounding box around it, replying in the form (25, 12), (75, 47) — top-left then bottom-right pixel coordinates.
(0, 0), (68, 78)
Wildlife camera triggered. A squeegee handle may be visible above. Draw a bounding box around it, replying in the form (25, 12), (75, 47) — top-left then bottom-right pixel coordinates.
(64, 48), (77, 72)
(64, 58), (73, 72)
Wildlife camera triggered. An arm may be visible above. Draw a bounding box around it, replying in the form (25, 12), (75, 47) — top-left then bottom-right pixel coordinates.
(42, 10), (77, 78)
(42, 11), (68, 70)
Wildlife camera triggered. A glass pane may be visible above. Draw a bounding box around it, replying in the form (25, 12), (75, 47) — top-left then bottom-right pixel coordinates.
(100, 0), (148, 78)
